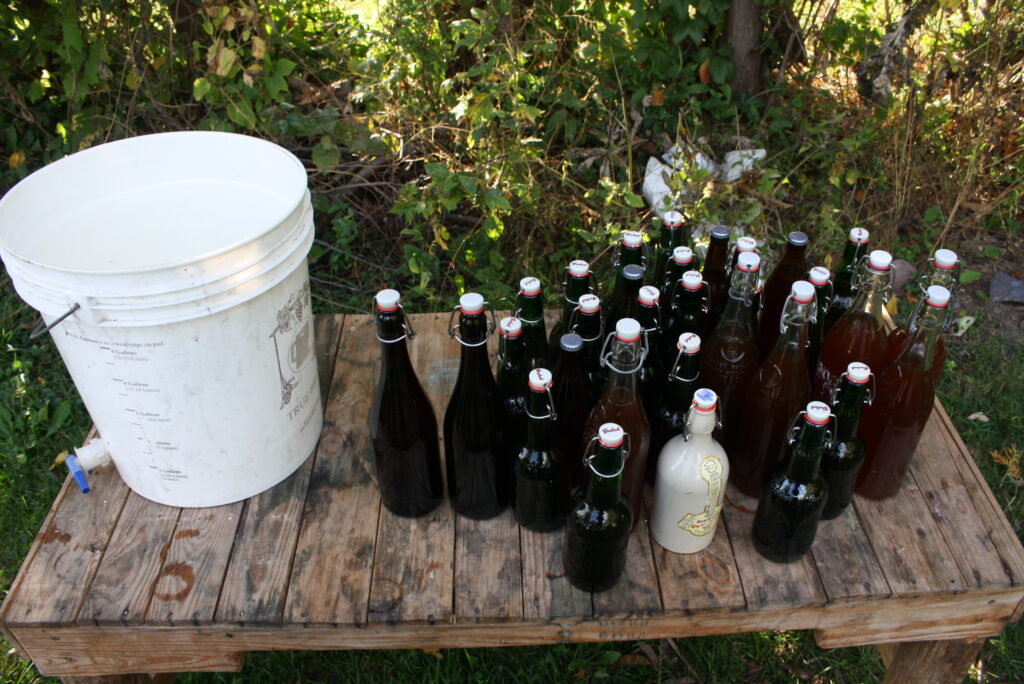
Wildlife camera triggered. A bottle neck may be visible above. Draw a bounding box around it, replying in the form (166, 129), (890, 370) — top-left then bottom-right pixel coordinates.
(586, 443), (624, 508)
(458, 312), (491, 368)
(620, 245), (644, 268)
(661, 225), (682, 251)
(786, 421), (828, 482)
(779, 243), (807, 268)
(903, 304), (946, 369)
(525, 388), (554, 449)
(517, 293), (544, 323)
(377, 310), (413, 372)
(849, 269), (890, 322)
(563, 276), (591, 322)
(686, 406), (717, 436)
(499, 334), (525, 365)
(832, 379), (868, 442)
(835, 241), (867, 294)
(704, 238), (728, 272)
(575, 311), (602, 342)
(604, 338), (643, 385)
(769, 298), (814, 355)
(673, 286), (705, 314)
(636, 303), (660, 333)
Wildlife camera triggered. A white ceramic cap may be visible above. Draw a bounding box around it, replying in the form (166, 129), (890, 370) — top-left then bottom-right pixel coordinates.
(615, 318), (642, 343)
(737, 252), (760, 273)
(520, 276), (542, 296)
(791, 280), (815, 303)
(927, 285), (951, 308)
(806, 401), (831, 425)
(622, 230), (643, 247)
(868, 249), (893, 271)
(673, 246), (694, 264)
(809, 266), (830, 286)
(375, 289), (400, 311)
(736, 236), (757, 253)
(678, 332), (701, 354)
(662, 211), (684, 227)
(460, 292), (485, 314)
(682, 270), (703, 290)
(568, 259), (590, 277)
(846, 362), (871, 384)
(499, 316), (522, 337)
(598, 423), (624, 448)
(693, 388), (717, 412)
(579, 294), (601, 313)
(934, 249), (958, 269)
(849, 227), (870, 244)
(528, 367), (552, 391)
(638, 286), (660, 306)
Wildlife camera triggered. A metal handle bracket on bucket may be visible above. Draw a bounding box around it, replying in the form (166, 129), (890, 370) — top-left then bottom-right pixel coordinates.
(29, 303), (80, 340)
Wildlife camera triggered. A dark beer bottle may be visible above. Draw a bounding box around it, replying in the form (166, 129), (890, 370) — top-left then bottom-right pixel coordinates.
(757, 231), (809, 356)
(514, 368), (571, 532)
(615, 229), (647, 270)
(648, 332), (701, 483)
(563, 422), (632, 591)
(806, 266), (832, 378)
(857, 286), (951, 499)
(368, 289), (443, 517)
(821, 362), (872, 519)
(572, 293), (606, 400)
(660, 246), (696, 310)
(551, 333), (593, 485)
(703, 225), (731, 327)
(823, 227), (870, 333)
(515, 276), (550, 370)
(605, 263), (645, 331)
(444, 293), (510, 519)
(549, 259), (594, 355)
(660, 270), (709, 378)
(752, 401), (833, 563)
(495, 316), (529, 441)
(635, 285), (663, 405)
(653, 211), (686, 290)
(732, 280), (816, 497)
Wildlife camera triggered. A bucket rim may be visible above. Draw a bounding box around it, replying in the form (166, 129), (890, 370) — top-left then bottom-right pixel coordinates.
(0, 131), (308, 276)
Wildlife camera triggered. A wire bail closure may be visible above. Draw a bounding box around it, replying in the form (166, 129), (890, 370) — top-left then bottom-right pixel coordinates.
(568, 305), (604, 342)
(682, 400), (722, 442)
(829, 371), (876, 407)
(778, 292), (817, 334)
(786, 411), (837, 450)
(375, 304), (417, 344)
(667, 278), (710, 316)
(583, 434), (630, 479)
(852, 254), (894, 302)
(448, 302), (496, 347)
(598, 330), (648, 374)
(525, 383), (558, 421)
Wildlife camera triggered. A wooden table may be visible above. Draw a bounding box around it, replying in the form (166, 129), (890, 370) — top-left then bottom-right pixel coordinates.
(3, 313), (1023, 683)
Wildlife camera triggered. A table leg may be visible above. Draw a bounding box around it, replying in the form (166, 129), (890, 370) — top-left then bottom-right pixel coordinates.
(878, 638), (984, 684)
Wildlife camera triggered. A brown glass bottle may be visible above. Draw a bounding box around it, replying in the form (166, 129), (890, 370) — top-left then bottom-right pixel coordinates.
(703, 225), (731, 328)
(368, 289), (443, 517)
(551, 333), (593, 485)
(814, 250), (892, 402)
(757, 231), (809, 356)
(732, 281), (816, 497)
(885, 248), (957, 380)
(582, 318), (651, 530)
(699, 251), (761, 453)
(823, 227), (870, 333)
(443, 293), (510, 519)
(857, 286), (950, 499)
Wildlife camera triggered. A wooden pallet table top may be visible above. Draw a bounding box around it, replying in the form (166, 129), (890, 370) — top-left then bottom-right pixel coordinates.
(2, 312), (1023, 680)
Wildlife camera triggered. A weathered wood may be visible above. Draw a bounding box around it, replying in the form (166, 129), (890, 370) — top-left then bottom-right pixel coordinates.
(811, 507), (891, 602)
(145, 502), (244, 625)
(284, 314), (380, 626)
(520, 527), (592, 619)
(592, 513), (662, 616)
(454, 512), (524, 621)
(79, 492), (180, 625)
(879, 638), (984, 684)
(721, 484), (826, 608)
(314, 314), (343, 404)
(2, 466), (129, 627)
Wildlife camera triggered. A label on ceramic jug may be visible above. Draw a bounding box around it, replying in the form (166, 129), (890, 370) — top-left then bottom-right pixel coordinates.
(677, 455), (724, 536)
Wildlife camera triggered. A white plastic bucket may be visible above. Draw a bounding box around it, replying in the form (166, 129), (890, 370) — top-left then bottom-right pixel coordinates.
(0, 132), (323, 507)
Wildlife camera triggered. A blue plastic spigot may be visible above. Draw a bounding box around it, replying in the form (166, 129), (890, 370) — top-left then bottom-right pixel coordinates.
(66, 453), (91, 493)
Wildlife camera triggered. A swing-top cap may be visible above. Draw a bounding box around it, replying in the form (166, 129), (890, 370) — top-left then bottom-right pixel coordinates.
(579, 294), (601, 313)
(692, 388), (717, 412)
(678, 332), (701, 354)
(375, 289), (400, 311)
(460, 293), (485, 315)
(638, 286), (660, 306)
(499, 316), (522, 338)
(662, 211), (684, 227)
(849, 227), (870, 244)
(805, 401), (832, 425)
(934, 249), (958, 269)
(568, 259), (590, 277)
(622, 230), (643, 248)
(682, 270), (703, 290)
(528, 368), (552, 391)
(736, 236), (757, 253)
(809, 266), (830, 286)
(672, 246), (694, 264)
(737, 252), (760, 273)
(791, 280), (815, 303)
(615, 318), (642, 343)
(868, 250), (893, 271)
(598, 423), (624, 448)
(926, 285), (951, 308)
(846, 362), (871, 384)
(520, 277), (542, 296)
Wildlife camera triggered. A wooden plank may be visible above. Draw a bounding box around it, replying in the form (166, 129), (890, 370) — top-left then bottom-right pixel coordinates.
(721, 483), (827, 609)
(879, 638), (984, 684)
(520, 527), (592, 619)
(811, 508), (891, 602)
(2, 467), (130, 627)
(284, 314), (380, 626)
(908, 412), (1011, 589)
(592, 512), (662, 616)
(454, 511), (524, 621)
(145, 502), (244, 625)
(314, 314), (343, 403)
(79, 492), (181, 625)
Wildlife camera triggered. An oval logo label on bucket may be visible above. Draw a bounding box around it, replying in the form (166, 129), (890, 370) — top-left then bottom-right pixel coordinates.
(272, 282), (313, 407)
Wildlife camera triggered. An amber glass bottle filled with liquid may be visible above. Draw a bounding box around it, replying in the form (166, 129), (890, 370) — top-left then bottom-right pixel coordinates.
(806, 266), (832, 377)
(515, 276), (549, 370)
(885, 248), (957, 376)
(732, 280), (816, 497)
(368, 289), (443, 517)
(582, 318), (651, 528)
(821, 361), (872, 519)
(823, 227), (870, 333)
(549, 259), (593, 356)
(757, 231), (809, 356)
(513, 368), (571, 531)
(444, 293), (510, 518)
(703, 225), (731, 327)
(813, 249), (892, 402)
(857, 286), (951, 499)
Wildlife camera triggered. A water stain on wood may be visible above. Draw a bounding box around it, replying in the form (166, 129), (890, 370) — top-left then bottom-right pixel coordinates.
(175, 529), (200, 539)
(154, 562), (195, 602)
(38, 523), (71, 545)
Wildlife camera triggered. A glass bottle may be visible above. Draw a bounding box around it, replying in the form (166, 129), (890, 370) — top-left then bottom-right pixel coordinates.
(699, 251), (761, 453)
(563, 422), (632, 592)
(648, 332), (701, 484)
(605, 263), (645, 331)
(660, 270), (709, 376)
(635, 285), (663, 407)
(821, 362), (872, 519)
(729, 236), (759, 273)
(823, 227), (870, 333)
(806, 266), (832, 378)
(757, 231), (809, 356)
(857, 286), (951, 500)
(653, 211), (686, 291)
(495, 316), (529, 442)
(660, 246), (696, 311)
(752, 401), (833, 563)
(549, 259), (594, 355)
(444, 293), (509, 519)
(814, 249), (892, 402)
(514, 368), (571, 532)
(515, 276), (549, 370)
(572, 293), (605, 400)
(368, 289), (443, 517)
(703, 225), (731, 327)
(551, 333), (593, 486)
(581, 318), (651, 529)
(732, 280), (816, 497)
(651, 387), (728, 553)
(615, 229), (647, 270)
(885, 248), (957, 377)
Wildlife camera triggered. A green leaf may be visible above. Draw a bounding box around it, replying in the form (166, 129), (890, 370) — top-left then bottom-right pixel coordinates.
(600, 650), (621, 664)
(982, 245), (1001, 258)
(484, 188), (511, 213)
(311, 136), (339, 171)
(424, 162), (450, 180)
(624, 192), (644, 208)
(960, 269), (983, 284)
(27, 79), (45, 103)
(709, 55), (731, 84)
(193, 77), (212, 101)
(216, 47), (238, 77)
(274, 58), (298, 78)
(226, 98), (256, 129)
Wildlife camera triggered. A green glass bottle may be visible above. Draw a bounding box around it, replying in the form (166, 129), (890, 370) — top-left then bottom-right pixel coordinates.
(515, 276), (550, 370)
(549, 259), (594, 355)
(653, 211), (686, 291)
(659, 270), (708, 377)
(823, 227), (870, 333)
(563, 422), (632, 591)
(806, 266), (832, 378)
(572, 293), (605, 401)
(605, 263), (645, 331)
(648, 332), (701, 483)
(659, 246), (696, 310)
(514, 368), (571, 532)
(495, 316), (529, 442)
(821, 362), (872, 519)
(551, 333), (593, 485)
